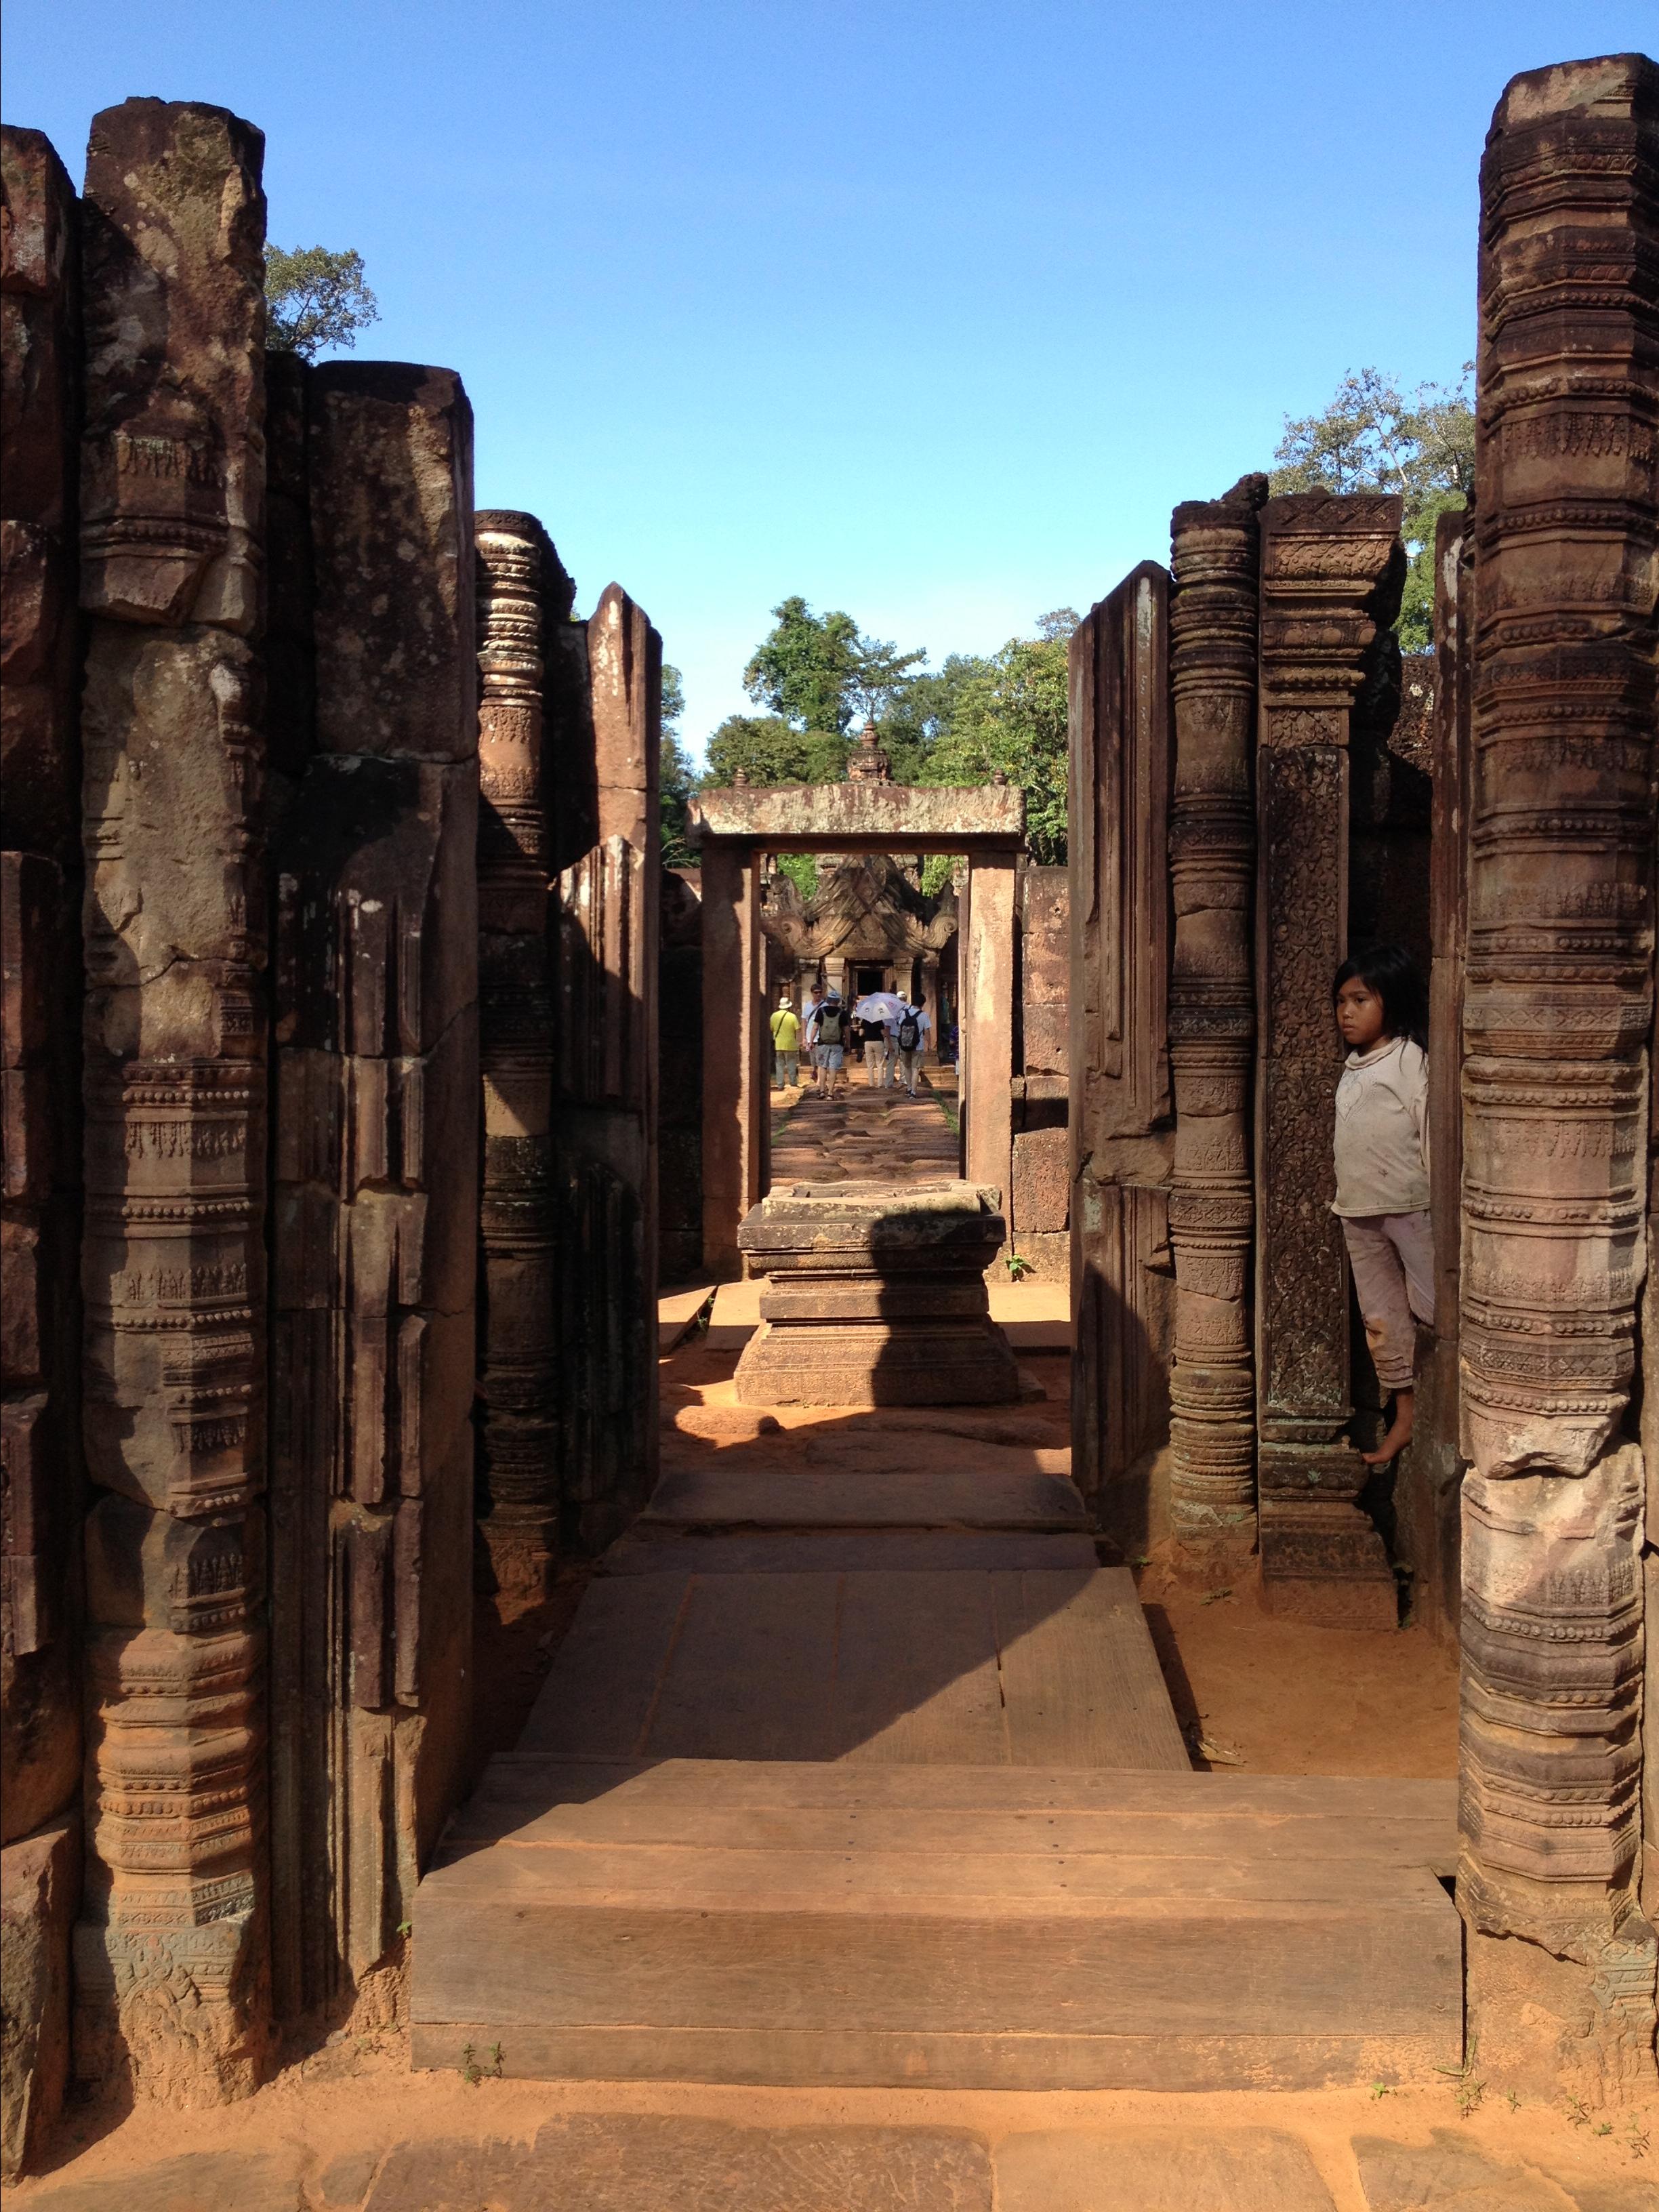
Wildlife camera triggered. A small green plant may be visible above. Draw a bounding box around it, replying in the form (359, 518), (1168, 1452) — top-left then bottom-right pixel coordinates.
(1436, 2058), (1484, 2118)
(488, 2041), (505, 2078)
(1504, 2089), (1521, 2112)
(1129, 1555), (1150, 1568)
(1200, 1586), (1233, 1606)
(460, 2041), (480, 2087)
(1597, 2122), (1614, 2138)
(1370, 2079), (1391, 2100)
(1004, 1250), (1033, 1280)
(1625, 2118), (1650, 2160)
(1566, 2095), (1592, 2128)
(396, 1919), (412, 1938)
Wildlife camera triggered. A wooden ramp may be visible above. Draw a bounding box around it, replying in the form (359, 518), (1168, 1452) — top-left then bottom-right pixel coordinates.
(413, 1761), (1460, 2090)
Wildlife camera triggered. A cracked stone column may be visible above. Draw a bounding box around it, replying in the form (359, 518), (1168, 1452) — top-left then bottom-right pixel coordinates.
(73, 98), (272, 2100)
(269, 361), (478, 2018)
(1459, 54), (1659, 2099)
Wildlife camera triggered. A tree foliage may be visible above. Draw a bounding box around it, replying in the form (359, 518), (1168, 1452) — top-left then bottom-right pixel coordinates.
(705, 714), (849, 788)
(659, 663), (697, 867)
(1270, 367), (1473, 651)
(264, 245), (381, 360)
(918, 627), (1071, 865)
(742, 597), (864, 734)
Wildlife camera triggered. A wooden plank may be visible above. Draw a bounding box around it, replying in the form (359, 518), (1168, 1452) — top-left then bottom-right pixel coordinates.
(413, 1887), (1460, 2039)
(643, 1465), (1088, 1532)
(514, 1576), (688, 1759)
(602, 1531), (1101, 1576)
(412, 2020), (1460, 2091)
(831, 1572), (1007, 1764)
(994, 1570), (1190, 1772)
(642, 1574), (840, 1761)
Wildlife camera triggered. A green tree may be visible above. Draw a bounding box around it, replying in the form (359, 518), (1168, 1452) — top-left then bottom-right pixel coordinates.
(704, 714), (848, 787)
(869, 652), (991, 783)
(1270, 367), (1473, 651)
(920, 624), (1071, 865)
(659, 663), (697, 867)
(264, 245), (380, 359)
(846, 632), (928, 726)
(743, 596), (863, 734)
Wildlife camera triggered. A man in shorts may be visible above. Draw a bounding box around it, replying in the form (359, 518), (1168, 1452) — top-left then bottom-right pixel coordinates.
(770, 994), (801, 1089)
(894, 1002), (929, 1094)
(813, 993), (847, 1099)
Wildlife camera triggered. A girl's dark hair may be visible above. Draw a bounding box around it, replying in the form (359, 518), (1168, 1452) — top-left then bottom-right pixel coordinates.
(1333, 943), (1429, 1050)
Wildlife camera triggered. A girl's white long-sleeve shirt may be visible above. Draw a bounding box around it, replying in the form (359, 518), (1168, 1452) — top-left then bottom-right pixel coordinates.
(1332, 1036), (1431, 1217)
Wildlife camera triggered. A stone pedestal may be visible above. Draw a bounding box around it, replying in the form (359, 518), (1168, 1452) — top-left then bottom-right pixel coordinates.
(733, 1181), (1018, 1408)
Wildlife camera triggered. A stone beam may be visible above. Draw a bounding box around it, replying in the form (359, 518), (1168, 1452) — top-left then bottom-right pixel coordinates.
(689, 781), (1024, 853)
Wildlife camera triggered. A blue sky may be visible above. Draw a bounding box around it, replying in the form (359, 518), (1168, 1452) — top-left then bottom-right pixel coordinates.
(8, 3), (1652, 757)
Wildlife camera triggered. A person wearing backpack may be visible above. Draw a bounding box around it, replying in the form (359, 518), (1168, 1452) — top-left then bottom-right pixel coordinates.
(895, 1003), (928, 1094)
(814, 994), (847, 1099)
(859, 1012), (888, 1088)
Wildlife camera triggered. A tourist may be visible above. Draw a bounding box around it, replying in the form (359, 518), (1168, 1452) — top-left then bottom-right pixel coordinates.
(813, 991), (848, 1100)
(802, 983), (826, 1092)
(770, 994), (800, 1090)
(894, 1002), (928, 1094)
(859, 1010), (887, 1088)
(1332, 945), (1433, 1468)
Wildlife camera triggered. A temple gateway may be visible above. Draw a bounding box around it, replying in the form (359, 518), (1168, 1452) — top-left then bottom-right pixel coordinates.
(1, 51), (1656, 2190)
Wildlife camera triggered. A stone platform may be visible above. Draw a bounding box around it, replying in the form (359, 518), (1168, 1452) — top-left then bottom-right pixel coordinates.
(733, 1179), (1019, 1406)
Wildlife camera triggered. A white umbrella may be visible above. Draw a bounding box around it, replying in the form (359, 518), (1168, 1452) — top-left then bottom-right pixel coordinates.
(851, 992), (910, 1023)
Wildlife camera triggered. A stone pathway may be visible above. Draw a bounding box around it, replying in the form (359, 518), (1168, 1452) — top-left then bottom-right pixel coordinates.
(22, 2108), (1658, 2210)
(769, 1078), (960, 1189)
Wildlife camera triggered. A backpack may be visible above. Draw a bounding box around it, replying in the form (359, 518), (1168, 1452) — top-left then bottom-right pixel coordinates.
(898, 1012), (920, 1050)
(819, 1006), (842, 1045)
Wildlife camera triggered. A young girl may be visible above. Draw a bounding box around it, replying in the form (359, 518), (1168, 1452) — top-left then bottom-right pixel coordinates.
(1332, 944), (1433, 1466)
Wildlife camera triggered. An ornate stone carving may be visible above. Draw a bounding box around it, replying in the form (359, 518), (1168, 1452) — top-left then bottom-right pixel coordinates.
(1166, 476), (1265, 1561)
(1254, 491), (1404, 1624)
(550, 583), (661, 1553)
(73, 100), (269, 2099)
(1068, 563), (1175, 1542)
(846, 718), (892, 783)
(474, 513), (566, 1603)
(1458, 57), (1658, 2062)
(268, 363), (478, 2018)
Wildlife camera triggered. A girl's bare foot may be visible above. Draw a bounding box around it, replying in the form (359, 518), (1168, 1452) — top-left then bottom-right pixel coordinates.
(1362, 1388), (1414, 1465)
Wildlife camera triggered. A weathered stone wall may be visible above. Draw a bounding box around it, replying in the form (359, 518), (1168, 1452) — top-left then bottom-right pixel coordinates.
(1009, 863), (1068, 1277)
(1068, 563), (1175, 1542)
(659, 867), (704, 1286)
(1252, 491), (1404, 1626)
(74, 98), (272, 2101)
(269, 363), (478, 2022)
(1, 123), (84, 2182)
(1458, 54), (1658, 2097)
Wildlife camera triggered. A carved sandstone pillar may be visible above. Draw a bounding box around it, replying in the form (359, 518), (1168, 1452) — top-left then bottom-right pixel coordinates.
(1068, 564), (1174, 1541)
(74, 100), (271, 2096)
(551, 584), (662, 1552)
(1254, 491), (1403, 1626)
(1166, 477), (1265, 1564)
(473, 514), (564, 1603)
(269, 363), (478, 2015)
(1458, 56), (1658, 2091)
(699, 840), (764, 1279)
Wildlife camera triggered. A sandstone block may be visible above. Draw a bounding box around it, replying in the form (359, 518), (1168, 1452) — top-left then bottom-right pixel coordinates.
(1, 1816), (79, 2181)
(80, 102), (266, 632)
(1012, 1124), (1069, 1233)
(995, 2127), (1335, 2211)
(735, 1181), (1018, 1406)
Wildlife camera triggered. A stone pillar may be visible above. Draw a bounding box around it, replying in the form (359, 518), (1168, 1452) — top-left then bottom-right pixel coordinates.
(473, 514), (562, 1604)
(3, 130), (86, 2170)
(551, 584), (661, 1553)
(74, 100), (271, 2097)
(920, 951), (941, 1066)
(1253, 491), (1402, 1625)
(1459, 56), (1658, 2096)
(268, 362), (478, 2020)
(1067, 565), (1175, 1540)
(962, 856), (1015, 1208)
(1166, 478), (1265, 1565)
(1408, 507), (1474, 1647)
(700, 842), (764, 1277)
